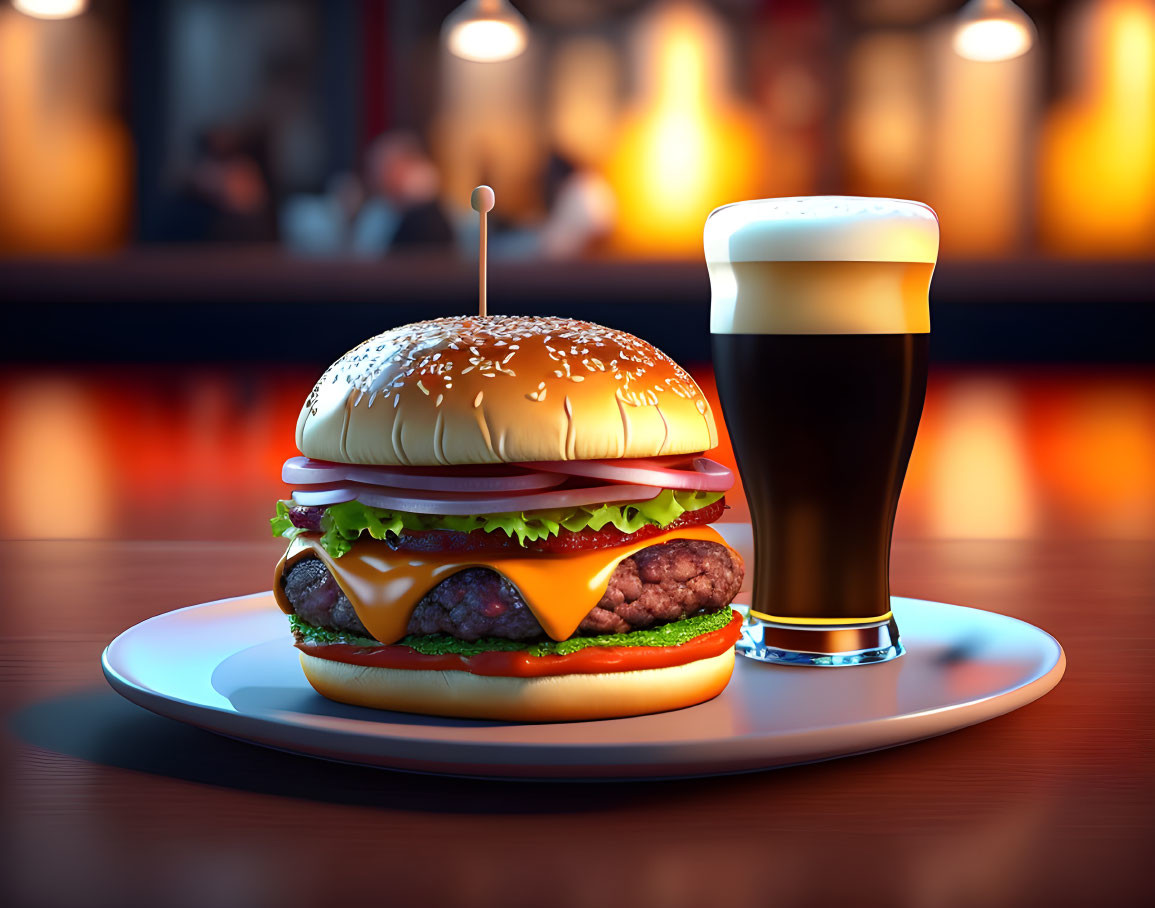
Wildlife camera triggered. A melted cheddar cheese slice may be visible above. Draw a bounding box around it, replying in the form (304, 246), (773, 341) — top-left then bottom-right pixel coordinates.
(274, 526), (735, 644)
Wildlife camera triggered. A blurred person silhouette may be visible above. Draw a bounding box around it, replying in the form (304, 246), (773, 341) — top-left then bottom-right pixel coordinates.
(539, 151), (616, 259)
(281, 171), (365, 256)
(154, 124), (278, 244)
(449, 152), (617, 262)
(351, 131), (455, 256)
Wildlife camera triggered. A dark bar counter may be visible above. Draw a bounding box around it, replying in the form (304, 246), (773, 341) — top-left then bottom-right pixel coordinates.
(3, 252), (1154, 366)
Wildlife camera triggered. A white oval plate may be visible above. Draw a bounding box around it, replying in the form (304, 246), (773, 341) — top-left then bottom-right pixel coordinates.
(102, 594), (1064, 780)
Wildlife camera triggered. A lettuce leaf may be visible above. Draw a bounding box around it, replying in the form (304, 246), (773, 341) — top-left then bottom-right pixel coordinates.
(269, 500), (305, 541)
(272, 489), (723, 558)
(289, 607), (734, 656)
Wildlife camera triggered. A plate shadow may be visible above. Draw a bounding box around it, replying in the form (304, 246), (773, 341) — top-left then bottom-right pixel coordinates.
(8, 685), (839, 812)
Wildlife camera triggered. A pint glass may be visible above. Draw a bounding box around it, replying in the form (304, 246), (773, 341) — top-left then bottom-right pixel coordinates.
(706, 197), (938, 666)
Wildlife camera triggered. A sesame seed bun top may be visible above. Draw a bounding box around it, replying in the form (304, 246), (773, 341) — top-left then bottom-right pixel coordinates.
(296, 315), (719, 466)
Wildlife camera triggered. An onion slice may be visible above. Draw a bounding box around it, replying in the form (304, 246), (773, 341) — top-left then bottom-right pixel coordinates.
(291, 481), (662, 516)
(282, 456), (567, 492)
(520, 457), (734, 492)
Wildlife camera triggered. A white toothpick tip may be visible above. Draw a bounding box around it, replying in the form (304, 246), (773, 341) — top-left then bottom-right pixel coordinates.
(471, 185), (495, 214)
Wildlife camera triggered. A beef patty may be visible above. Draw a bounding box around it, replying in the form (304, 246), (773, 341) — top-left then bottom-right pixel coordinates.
(282, 538), (743, 642)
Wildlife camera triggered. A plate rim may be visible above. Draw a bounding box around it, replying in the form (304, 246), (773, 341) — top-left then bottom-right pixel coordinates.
(101, 592), (1066, 779)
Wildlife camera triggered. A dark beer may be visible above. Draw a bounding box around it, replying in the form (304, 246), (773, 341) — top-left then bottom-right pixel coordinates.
(706, 197), (938, 664)
(712, 332), (927, 623)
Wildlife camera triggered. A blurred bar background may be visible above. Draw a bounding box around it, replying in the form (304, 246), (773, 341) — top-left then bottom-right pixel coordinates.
(1, 0), (1153, 545)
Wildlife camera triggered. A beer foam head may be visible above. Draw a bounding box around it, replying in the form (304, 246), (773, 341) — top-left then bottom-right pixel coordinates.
(706, 197), (938, 335)
(704, 196), (939, 265)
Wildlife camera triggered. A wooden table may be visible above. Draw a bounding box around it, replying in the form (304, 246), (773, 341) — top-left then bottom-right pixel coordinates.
(1, 366), (1153, 907)
(2, 536), (1151, 908)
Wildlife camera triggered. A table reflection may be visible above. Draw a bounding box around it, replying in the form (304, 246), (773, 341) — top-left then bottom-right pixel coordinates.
(1, 366), (1152, 543)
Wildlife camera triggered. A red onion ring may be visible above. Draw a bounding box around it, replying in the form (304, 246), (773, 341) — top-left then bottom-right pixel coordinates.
(516, 457), (734, 492)
(282, 456), (567, 492)
(290, 481), (662, 515)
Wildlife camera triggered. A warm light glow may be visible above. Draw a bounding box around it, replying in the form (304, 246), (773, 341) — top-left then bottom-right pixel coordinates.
(844, 33), (926, 197)
(442, 0), (527, 63)
(0, 380), (112, 539)
(952, 0), (1035, 62)
(927, 381), (1038, 539)
(445, 18), (526, 63)
(547, 37), (619, 167)
(1039, 0), (1155, 256)
(953, 18), (1032, 62)
(1038, 386), (1155, 538)
(434, 1), (537, 214)
(0, 8), (131, 252)
(929, 21), (1035, 256)
(12, 0), (86, 19)
(607, 2), (760, 256)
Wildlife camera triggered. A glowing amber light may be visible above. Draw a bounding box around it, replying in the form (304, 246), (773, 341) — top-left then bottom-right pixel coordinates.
(0, 8), (130, 252)
(0, 380), (112, 539)
(607, 3), (760, 257)
(1038, 387), (1155, 538)
(926, 381), (1038, 539)
(929, 23), (1034, 257)
(1039, 0), (1155, 256)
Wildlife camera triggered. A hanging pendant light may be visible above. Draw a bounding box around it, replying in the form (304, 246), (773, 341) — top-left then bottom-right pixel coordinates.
(953, 0), (1037, 62)
(12, 0), (87, 18)
(443, 0), (529, 63)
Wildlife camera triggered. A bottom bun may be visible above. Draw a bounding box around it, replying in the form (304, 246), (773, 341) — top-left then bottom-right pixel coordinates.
(299, 648), (736, 722)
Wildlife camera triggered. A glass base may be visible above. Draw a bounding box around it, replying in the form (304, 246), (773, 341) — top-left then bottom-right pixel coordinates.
(737, 617), (905, 667)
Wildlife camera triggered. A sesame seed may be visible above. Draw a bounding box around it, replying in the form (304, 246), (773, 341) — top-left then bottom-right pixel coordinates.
(417, 380), (430, 395)
(473, 391), (484, 407)
(435, 394), (444, 406)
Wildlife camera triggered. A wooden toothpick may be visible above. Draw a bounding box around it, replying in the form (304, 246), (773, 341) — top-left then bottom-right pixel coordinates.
(470, 185), (495, 318)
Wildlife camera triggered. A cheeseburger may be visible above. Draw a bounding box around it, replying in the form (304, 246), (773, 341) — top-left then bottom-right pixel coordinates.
(271, 315), (745, 721)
